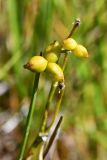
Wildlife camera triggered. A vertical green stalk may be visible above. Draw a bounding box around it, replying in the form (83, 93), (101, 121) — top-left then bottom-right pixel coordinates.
(6, 0), (26, 97)
(48, 56), (67, 129)
(49, 90), (64, 128)
(41, 57), (61, 132)
(62, 53), (68, 71)
(18, 73), (40, 160)
(43, 116), (63, 159)
(41, 82), (58, 132)
(5, 0), (22, 72)
(0, 0), (22, 79)
(7, 0), (22, 52)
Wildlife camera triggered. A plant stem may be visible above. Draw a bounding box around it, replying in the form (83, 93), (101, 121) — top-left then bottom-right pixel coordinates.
(48, 57), (67, 129)
(67, 18), (80, 38)
(41, 18), (81, 132)
(18, 73), (40, 160)
(41, 82), (58, 132)
(7, 0), (22, 53)
(62, 53), (68, 71)
(43, 116), (63, 159)
(49, 18), (81, 127)
(0, 53), (21, 79)
(27, 18), (81, 158)
(50, 90), (64, 128)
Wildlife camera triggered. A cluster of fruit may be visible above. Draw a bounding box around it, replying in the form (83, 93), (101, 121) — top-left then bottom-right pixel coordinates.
(24, 38), (88, 83)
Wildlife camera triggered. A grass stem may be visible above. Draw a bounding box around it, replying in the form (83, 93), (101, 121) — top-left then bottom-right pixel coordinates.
(43, 116), (63, 158)
(41, 82), (58, 132)
(18, 73), (40, 160)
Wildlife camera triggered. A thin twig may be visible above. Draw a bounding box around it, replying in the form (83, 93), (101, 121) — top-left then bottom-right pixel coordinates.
(41, 82), (58, 132)
(67, 18), (81, 38)
(43, 116), (63, 158)
(49, 90), (64, 129)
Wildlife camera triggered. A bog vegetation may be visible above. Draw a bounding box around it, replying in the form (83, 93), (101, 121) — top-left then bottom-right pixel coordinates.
(0, 0), (107, 160)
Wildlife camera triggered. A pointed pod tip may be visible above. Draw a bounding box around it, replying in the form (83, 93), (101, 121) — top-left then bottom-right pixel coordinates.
(23, 63), (32, 69)
(75, 18), (81, 25)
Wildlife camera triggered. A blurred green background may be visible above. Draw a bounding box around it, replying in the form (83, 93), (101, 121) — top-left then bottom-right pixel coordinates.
(0, 0), (107, 159)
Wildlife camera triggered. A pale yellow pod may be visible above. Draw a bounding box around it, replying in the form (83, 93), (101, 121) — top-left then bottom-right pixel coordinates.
(24, 56), (48, 72)
(73, 44), (89, 58)
(46, 63), (64, 82)
(44, 52), (58, 63)
(63, 38), (77, 51)
(45, 40), (61, 53)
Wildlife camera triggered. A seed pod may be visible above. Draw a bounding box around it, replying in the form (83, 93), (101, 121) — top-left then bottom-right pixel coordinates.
(63, 38), (77, 51)
(24, 56), (48, 72)
(45, 40), (61, 53)
(44, 41), (61, 63)
(45, 52), (58, 63)
(73, 44), (89, 58)
(46, 63), (64, 82)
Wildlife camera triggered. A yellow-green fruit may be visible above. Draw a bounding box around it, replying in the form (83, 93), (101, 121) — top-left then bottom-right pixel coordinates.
(73, 44), (89, 58)
(63, 38), (77, 51)
(45, 40), (61, 53)
(46, 63), (64, 82)
(45, 52), (58, 63)
(24, 56), (48, 72)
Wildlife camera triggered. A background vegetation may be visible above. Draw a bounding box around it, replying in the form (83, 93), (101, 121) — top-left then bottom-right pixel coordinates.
(0, 0), (107, 159)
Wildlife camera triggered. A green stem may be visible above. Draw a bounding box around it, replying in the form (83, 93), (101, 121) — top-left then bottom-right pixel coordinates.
(5, 0), (26, 97)
(18, 73), (40, 160)
(49, 90), (64, 128)
(26, 18), (81, 159)
(43, 116), (63, 159)
(49, 18), (81, 126)
(0, 53), (21, 80)
(0, 0), (24, 80)
(48, 53), (68, 129)
(67, 18), (80, 38)
(7, 0), (22, 52)
(41, 18), (81, 132)
(41, 82), (58, 132)
(41, 55), (62, 132)
(62, 53), (68, 71)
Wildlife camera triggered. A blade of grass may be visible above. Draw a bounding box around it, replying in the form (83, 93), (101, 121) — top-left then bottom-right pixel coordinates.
(5, 0), (27, 97)
(0, 0), (22, 80)
(18, 73), (40, 160)
(30, 0), (55, 54)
